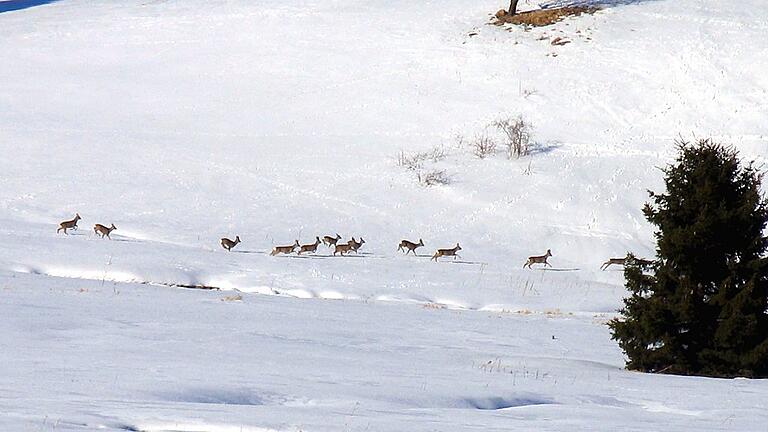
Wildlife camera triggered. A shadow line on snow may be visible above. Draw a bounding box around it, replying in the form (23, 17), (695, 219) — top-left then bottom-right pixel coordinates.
(537, 267), (581, 272)
(539, 0), (661, 9)
(445, 260), (488, 266)
(528, 141), (562, 156)
(111, 237), (141, 243)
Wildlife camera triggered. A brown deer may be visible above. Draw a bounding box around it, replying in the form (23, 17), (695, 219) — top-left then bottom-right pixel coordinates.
(431, 243), (462, 261)
(271, 240), (299, 256)
(220, 235), (241, 251)
(93, 223), (117, 239)
(298, 237), (321, 255)
(600, 257), (625, 270)
(601, 256), (653, 270)
(57, 213), (81, 234)
(524, 249), (552, 269)
(334, 242), (355, 256)
(348, 237), (366, 253)
(398, 238), (424, 255)
(322, 233), (342, 247)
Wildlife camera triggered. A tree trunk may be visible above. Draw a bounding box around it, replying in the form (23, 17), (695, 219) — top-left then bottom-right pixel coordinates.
(509, 0), (520, 15)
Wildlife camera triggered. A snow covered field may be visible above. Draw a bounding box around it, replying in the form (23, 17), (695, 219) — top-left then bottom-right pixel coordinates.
(1, 0), (767, 430)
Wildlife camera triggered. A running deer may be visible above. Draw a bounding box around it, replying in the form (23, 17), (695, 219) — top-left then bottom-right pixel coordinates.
(523, 249), (552, 269)
(398, 238), (424, 255)
(298, 237), (321, 255)
(322, 233), (342, 247)
(57, 213), (81, 234)
(271, 240), (299, 256)
(431, 243), (462, 261)
(601, 256), (653, 270)
(348, 237), (366, 253)
(93, 223), (117, 239)
(333, 241), (355, 256)
(600, 257), (625, 270)
(220, 235), (241, 251)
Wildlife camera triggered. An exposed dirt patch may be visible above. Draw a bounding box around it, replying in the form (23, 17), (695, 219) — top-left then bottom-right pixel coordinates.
(493, 6), (598, 27)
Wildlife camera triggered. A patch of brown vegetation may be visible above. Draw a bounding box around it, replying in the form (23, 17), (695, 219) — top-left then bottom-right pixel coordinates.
(493, 6), (598, 27)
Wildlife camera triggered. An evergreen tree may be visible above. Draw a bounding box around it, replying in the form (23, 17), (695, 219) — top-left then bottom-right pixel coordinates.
(609, 139), (768, 377)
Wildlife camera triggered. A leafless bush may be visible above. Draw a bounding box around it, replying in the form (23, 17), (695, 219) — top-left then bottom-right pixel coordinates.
(453, 134), (466, 150)
(397, 145), (448, 171)
(493, 116), (532, 159)
(397, 150), (425, 171)
(469, 133), (497, 159)
(418, 169), (451, 186)
(428, 145), (448, 162)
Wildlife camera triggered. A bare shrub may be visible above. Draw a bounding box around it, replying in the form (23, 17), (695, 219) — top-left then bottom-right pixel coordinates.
(418, 170), (451, 187)
(469, 133), (497, 159)
(453, 134), (466, 150)
(397, 150), (425, 171)
(428, 145), (448, 162)
(493, 116), (532, 159)
(397, 145), (448, 171)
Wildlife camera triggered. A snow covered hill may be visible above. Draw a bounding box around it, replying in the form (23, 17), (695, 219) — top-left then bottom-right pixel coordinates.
(1, 0), (767, 430)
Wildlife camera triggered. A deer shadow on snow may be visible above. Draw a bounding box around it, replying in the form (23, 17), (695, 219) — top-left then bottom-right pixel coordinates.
(527, 141), (561, 156)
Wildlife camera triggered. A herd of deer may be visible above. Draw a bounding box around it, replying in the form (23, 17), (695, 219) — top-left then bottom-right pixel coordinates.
(57, 214), (649, 269)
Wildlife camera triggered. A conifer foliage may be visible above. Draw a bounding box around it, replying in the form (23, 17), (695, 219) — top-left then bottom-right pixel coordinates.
(610, 139), (768, 377)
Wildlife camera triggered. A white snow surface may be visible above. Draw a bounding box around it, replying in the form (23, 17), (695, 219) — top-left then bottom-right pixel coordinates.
(1, 0), (767, 430)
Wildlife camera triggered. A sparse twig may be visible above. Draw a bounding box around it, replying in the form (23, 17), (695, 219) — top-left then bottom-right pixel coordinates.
(418, 169), (451, 186)
(493, 116), (532, 159)
(469, 132), (497, 159)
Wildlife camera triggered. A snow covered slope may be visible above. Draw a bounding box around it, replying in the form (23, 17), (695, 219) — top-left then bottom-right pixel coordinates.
(1, 0), (767, 430)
